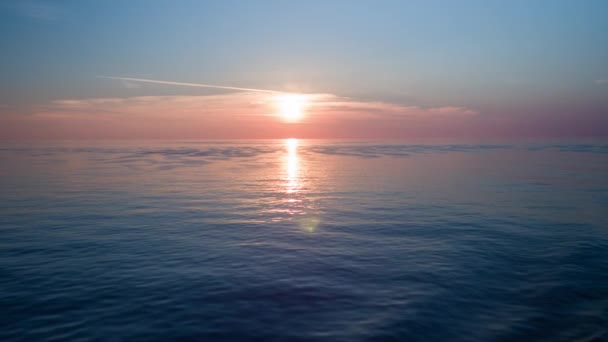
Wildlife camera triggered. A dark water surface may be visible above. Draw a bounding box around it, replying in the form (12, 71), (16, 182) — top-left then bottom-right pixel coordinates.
(2, 140), (608, 341)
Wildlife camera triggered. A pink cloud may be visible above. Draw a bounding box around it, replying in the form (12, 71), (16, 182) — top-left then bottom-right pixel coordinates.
(0, 92), (480, 139)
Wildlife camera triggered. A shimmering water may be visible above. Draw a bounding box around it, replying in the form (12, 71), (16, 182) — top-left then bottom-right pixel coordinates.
(2, 140), (608, 341)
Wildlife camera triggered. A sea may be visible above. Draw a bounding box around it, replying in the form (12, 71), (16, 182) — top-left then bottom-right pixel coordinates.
(1, 140), (607, 341)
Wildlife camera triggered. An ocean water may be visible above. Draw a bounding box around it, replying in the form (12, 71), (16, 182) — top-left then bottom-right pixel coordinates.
(1, 140), (608, 341)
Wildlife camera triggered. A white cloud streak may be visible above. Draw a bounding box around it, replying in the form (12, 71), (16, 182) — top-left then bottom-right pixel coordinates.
(98, 76), (284, 94)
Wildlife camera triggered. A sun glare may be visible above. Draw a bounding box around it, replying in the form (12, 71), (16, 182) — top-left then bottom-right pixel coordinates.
(276, 94), (307, 122)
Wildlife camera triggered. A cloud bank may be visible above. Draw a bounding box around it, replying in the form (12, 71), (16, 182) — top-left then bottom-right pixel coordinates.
(0, 92), (480, 139)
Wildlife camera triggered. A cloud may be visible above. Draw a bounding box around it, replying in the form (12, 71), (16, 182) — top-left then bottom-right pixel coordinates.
(41, 93), (273, 120)
(3, 90), (607, 139)
(303, 95), (477, 121)
(122, 81), (141, 89)
(96, 76), (479, 119)
(98, 76), (281, 94)
(39, 93), (477, 121)
(595, 79), (608, 85)
(0, 92), (479, 139)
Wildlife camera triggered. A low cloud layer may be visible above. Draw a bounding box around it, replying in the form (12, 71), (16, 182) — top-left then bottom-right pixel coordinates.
(0, 92), (480, 139)
(2, 90), (607, 139)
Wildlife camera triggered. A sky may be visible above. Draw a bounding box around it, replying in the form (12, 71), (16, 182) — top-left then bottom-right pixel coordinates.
(0, 0), (607, 140)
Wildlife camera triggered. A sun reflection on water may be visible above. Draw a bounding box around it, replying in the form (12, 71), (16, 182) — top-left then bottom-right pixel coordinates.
(286, 138), (299, 194)
(282, 138), (321, 232)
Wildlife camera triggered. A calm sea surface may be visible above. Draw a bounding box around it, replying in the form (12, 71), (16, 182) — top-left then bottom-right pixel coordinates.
(1, 140), (608, 341)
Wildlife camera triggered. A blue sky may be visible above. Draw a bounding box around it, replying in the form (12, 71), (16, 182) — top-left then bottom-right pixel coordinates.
(1, 0), (607, 139)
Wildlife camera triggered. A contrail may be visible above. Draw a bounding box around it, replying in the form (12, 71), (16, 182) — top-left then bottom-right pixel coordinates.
(97, 76), (284, 94)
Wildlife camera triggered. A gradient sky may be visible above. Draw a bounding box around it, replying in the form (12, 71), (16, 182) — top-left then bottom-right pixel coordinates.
(1, 0), (607, 140)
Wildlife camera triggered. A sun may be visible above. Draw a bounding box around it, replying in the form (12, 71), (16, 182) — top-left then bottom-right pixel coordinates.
(276, 94), (307, 122)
